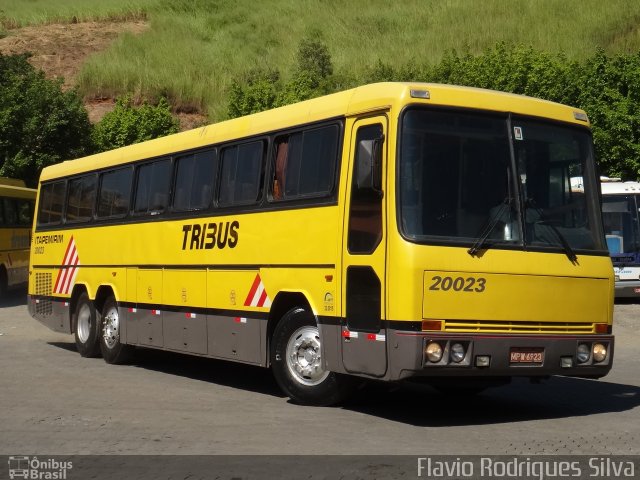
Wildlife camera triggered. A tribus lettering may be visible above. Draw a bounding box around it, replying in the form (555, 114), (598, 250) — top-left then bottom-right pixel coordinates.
(181, 221), (239, 250)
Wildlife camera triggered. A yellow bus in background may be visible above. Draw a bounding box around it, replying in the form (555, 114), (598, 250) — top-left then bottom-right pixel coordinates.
(0, 178), (35, 297)
(28, 83), (614, 405)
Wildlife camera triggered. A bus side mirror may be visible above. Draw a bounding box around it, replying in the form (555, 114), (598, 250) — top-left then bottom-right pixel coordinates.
(356, 136), (384, 193)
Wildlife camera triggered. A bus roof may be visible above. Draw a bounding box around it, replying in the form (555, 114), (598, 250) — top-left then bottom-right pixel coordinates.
(601, 181), (640, 195)
(0, 177), (36, 199)
(39, 82), (591, 182)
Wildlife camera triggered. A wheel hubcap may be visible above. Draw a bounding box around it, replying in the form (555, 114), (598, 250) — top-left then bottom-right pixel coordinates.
(286, 326), (329, 386)
(77, 304), (91, 343)
(102, 307), (120, 349)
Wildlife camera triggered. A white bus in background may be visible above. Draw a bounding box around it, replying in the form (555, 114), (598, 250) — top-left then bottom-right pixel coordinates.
(599, 177), (640, 297)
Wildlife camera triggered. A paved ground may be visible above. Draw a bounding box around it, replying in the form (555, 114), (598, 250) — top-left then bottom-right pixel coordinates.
(0, 292), (638, 459)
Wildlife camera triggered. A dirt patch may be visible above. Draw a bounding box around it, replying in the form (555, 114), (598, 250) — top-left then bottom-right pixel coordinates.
(0, 21), (148, 90)
(0, 21), (208, 128)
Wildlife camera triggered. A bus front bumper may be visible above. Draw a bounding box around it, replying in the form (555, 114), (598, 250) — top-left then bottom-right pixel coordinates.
(389, 331), (614, 381)
(614, 280), (640, 297)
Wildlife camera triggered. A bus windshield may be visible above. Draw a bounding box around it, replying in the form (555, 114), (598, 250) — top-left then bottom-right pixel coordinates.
(398, 108), (605, 253)
(602, 193), (640, 258)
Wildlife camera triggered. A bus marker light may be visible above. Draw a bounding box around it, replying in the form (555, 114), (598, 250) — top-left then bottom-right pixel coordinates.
(425, 342), (443, 362)
(573, 111), (589, 122)
(595, 323), (608, 334)
(561, 357), (573, 368)
(593, 343), (607, 362)
(475, 355), (490, 367)
(410, 89), (430, 99)
(422, 320), (442, 331)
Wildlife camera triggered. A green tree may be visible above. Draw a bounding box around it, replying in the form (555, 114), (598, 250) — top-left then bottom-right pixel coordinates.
(0, 53), (92, 186)
(92, 95), (179, 152)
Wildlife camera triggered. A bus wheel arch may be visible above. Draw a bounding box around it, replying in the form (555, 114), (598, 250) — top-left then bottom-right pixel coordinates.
(267, 292), (313, 364)
(268, 292), (353, 406)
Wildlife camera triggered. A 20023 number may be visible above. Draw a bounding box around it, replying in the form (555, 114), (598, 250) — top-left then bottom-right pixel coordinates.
(429, 275), (486, 293)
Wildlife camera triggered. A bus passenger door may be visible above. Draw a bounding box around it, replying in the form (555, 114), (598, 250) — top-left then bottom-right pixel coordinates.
(341, 116), (388, 377)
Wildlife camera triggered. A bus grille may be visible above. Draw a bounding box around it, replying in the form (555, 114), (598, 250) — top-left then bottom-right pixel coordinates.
(443, 320), (595, 334)
(35, 273), (52, 296)
(34, 272), (53, 316)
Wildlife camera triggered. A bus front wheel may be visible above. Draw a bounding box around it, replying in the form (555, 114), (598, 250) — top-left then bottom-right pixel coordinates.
(73, 292), (101, 357)
(99, 296), (133, 364)
(270, 307), (353, 406)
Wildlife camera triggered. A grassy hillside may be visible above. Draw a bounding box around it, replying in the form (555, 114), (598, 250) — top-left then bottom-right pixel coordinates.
(3, 0), (640, 120)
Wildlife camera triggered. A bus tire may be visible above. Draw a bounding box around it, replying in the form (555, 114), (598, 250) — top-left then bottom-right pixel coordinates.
(0, 267), (8, 298)
(270, 307), (353, 406)
(73, 292), (101, 357)
(99, 296), (133, 364)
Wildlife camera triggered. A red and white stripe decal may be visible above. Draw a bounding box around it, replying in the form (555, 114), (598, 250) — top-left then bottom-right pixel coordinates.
(53, 236), (80, 295)
(342, 330), (359, 339)
(185, 312), (197, 319)
(342, 330), (385, 341)
(367, 333), (386, 342)
(234, 317), (247, 323)
(128, 307), (137, 313)
(244, 274), (272, 308)
(151, 309), (161, 316)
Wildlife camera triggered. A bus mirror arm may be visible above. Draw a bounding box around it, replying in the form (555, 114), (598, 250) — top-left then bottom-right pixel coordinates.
(356, 136), (384, 194)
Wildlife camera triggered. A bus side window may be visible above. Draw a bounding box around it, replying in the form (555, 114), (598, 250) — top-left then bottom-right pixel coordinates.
(134, 159), (171, 215)
(3, 198), (17, 225)
(218, 141), (264, 207)
(271, 125), (339, 202)
(173, 149), (216, 211)
(97, 168), (133, 218)
(66, 175), (97, 223)
(17, 199), (33, 225)
(37, 181), (66, 226)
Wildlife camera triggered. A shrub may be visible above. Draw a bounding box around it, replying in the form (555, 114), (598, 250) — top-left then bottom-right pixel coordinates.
(92, 95), (179, 152)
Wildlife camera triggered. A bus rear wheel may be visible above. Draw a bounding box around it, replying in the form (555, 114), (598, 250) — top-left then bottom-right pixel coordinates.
(99, 296), (133, 364)
(270, 307), (353, 406)
(73, 292), (101, 357)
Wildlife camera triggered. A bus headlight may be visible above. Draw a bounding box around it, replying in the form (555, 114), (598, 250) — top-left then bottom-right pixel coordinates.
(592, 343), (607, 363)
(450, 343), (466, 363)
(425, 342), (443, 363)
(576, 343), (590, 364)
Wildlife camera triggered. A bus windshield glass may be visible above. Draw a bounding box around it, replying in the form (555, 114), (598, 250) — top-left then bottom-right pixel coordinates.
(398, 108), (605, 253)
(602, 194), (640, 257)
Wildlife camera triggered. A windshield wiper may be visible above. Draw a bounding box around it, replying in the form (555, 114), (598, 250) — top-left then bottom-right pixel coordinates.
(467, 197), (511, 257)
(526, 199), (578, 264)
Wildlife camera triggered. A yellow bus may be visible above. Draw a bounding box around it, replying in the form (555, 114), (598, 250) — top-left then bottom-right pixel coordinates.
(28, 83), (614, 405)
(0, 178), (35, 297)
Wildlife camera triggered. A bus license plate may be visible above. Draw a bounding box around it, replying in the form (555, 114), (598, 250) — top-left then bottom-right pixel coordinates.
(510, 348), (544, 364)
